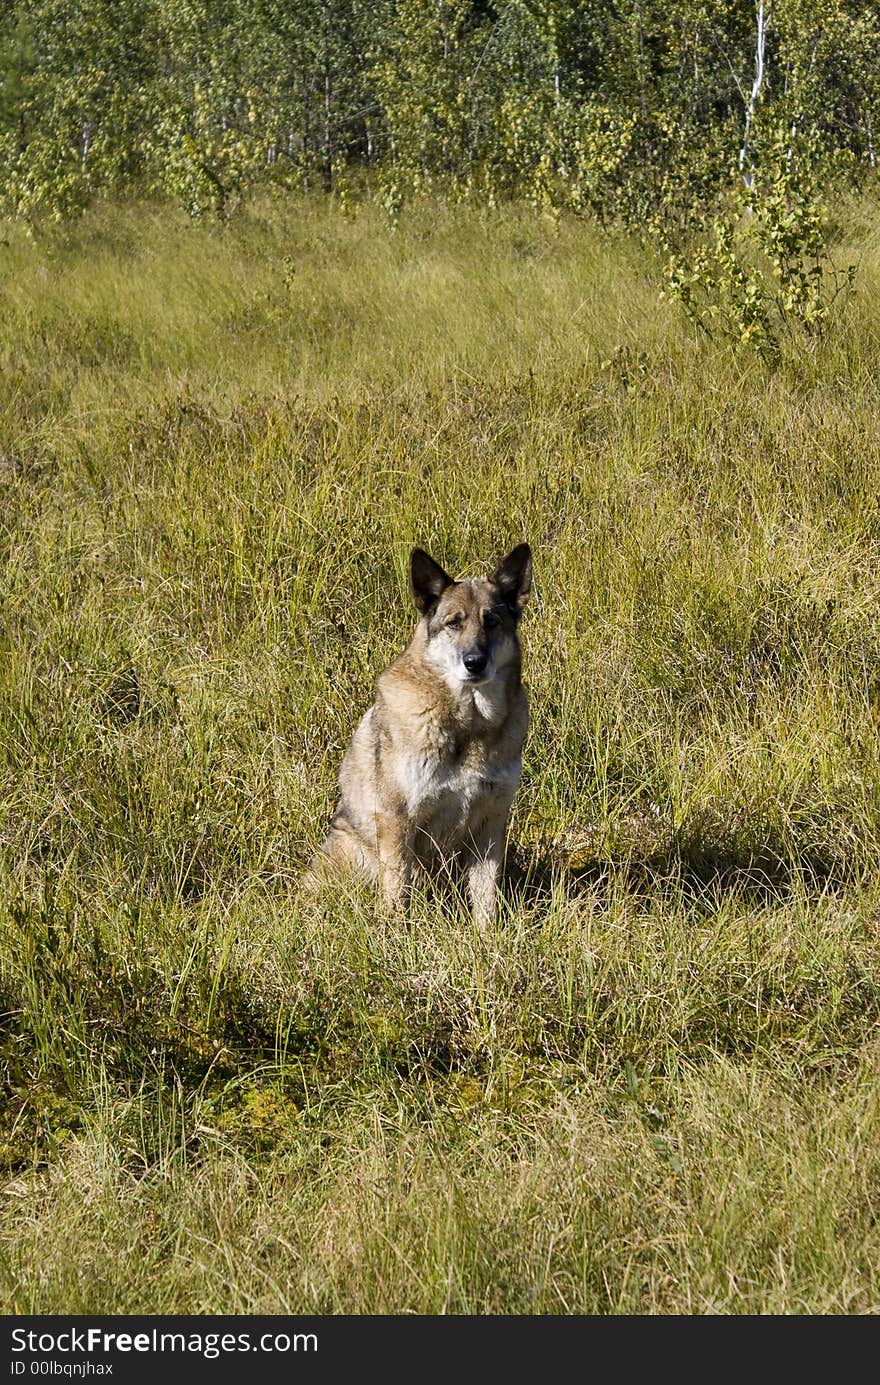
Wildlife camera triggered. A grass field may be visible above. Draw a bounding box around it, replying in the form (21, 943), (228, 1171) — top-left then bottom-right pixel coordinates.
(2, 194), (880, 1312)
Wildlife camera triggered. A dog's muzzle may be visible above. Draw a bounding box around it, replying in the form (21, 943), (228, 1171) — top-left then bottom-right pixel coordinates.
(462, 651), (488, 679)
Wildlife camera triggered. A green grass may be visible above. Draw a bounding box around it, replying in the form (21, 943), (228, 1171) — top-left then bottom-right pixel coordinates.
(3, 193), (880, 1312)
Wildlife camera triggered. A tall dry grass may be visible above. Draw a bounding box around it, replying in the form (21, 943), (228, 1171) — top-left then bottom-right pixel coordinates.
(2, 194), (880, 1311)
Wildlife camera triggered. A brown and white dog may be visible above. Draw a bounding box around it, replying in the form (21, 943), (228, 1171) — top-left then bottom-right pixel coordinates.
(308, 543), (532, 925)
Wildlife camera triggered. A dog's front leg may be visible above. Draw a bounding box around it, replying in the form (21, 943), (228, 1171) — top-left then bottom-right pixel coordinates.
(374, 812), (413, 915)
(465, 815), (508, 929)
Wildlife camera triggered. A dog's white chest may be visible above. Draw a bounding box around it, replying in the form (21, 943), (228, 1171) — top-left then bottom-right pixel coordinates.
(396, 747), (521, 840)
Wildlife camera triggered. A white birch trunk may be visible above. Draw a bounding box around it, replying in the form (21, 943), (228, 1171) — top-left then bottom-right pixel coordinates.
(739, 0), (767, 188)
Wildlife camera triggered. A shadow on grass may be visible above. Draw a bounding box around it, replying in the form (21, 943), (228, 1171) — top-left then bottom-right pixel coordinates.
(504, 837), (849, 911)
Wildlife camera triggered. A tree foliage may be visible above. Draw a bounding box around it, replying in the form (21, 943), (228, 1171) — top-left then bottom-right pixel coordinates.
(0, 1), (877, 346)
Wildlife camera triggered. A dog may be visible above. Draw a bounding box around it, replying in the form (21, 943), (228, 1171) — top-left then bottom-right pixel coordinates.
(307, 542), (533, 926)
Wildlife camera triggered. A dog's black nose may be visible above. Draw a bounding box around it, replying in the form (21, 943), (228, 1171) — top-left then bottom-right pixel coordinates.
(463, 652), (487, 676)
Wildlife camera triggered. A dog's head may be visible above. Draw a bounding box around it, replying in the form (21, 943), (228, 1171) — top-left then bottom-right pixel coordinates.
(410, 543), (532, 687)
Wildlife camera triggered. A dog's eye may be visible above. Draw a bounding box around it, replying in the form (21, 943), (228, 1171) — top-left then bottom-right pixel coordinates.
(483, 611), (500, 629)
(446, 614), (464, 630)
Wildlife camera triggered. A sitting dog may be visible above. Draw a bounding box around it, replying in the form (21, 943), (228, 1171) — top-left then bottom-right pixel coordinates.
(308, 542), (532, 925)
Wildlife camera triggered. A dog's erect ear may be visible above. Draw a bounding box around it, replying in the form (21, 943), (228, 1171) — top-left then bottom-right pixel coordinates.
(410, 548), (454, 614)
(492, 542), (532, 613)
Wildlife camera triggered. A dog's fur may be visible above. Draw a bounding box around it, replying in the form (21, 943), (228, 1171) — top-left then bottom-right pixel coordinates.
(308, 543), (532, 925)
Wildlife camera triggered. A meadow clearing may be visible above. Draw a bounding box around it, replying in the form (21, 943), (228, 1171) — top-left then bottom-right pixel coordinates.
(2, 194), (880, 1312)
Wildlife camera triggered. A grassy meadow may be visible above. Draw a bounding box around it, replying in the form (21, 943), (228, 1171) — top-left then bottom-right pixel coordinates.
(3, 194), (880, 1312)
